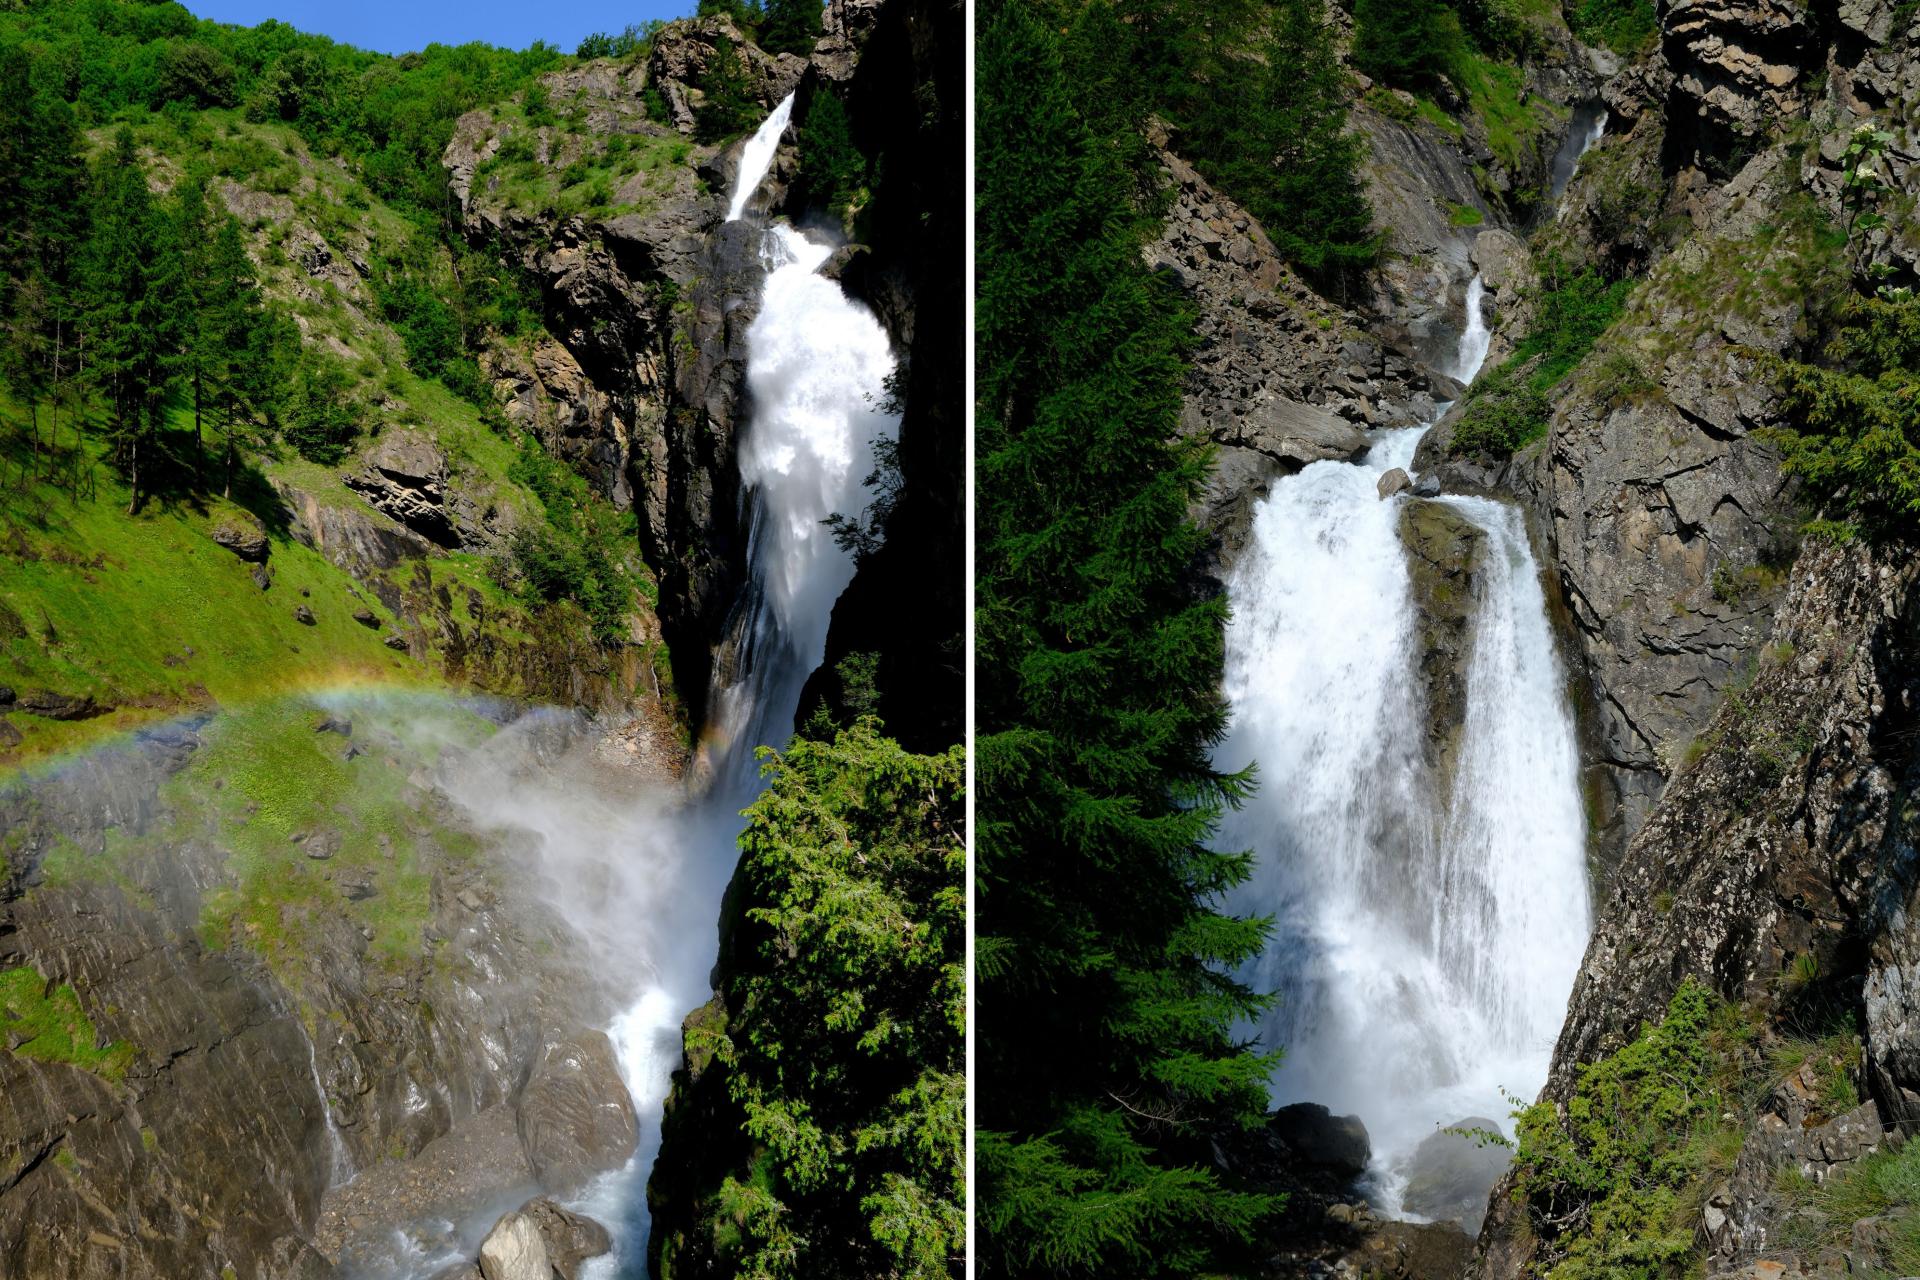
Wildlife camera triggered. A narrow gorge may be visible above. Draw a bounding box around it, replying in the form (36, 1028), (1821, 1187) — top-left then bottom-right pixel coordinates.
(1146, 0), (1920, 1274)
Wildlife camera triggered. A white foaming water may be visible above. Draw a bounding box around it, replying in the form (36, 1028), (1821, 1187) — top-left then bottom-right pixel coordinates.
(726, 93), (796, 221)
(703, 220), (900, 785)
(1449, 275), (1491, 385)
(1217, 314), (1588, 1213)
(1550, 104), (1610, 207)
(585, 97), (897, 1272)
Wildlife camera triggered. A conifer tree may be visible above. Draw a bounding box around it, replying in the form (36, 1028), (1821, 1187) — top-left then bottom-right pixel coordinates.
(760, 0), (821, 55)
(77, 129), (186, 514)
(976, 3), (1284, 1273)
(201, 217), (294, 496)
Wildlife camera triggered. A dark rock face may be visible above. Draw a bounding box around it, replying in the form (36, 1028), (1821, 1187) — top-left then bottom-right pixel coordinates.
(791, 0), (966, 752)
(1270, 1103), (1372, 1179)
(13, 689), (105, 721)
(1399, 1119), (1512, 1236)
(344, 430), (460, 549)
(514, 1031), (639, 1193)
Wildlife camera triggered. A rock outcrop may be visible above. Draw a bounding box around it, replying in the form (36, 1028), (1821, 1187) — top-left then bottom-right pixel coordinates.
(515, 1031), (639, 1193)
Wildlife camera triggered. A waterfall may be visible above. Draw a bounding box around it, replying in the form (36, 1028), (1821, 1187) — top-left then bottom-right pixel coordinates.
(702, 222), (900, 786)
(1449, 276), (1491, 385)
(572, 97), (899, 1277)
(1549, 102), (1609, 206)
(304, 1031), (354, 1188)
(727, 94), (796, 222)
(1217, 302), (1588, 1210)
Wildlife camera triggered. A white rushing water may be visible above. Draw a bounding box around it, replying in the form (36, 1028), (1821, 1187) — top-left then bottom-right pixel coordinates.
(1449, 276), (1491, 385)
(575, 95), (900, 1276)
(1217, 301), (1588, 1210)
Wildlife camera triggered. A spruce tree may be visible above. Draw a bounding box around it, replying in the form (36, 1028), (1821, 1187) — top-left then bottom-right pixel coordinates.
(202, 216), (293, 496)
(976, 3), (1284, 1274)
(77, 129), (186, 514)
(760, 0), (822, 55)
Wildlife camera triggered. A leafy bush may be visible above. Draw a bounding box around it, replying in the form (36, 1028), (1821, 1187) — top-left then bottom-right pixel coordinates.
(795, 88), (867, 219)
(1766, 294), (1920, 538)
(1515, 261), (1636, 385)
(655, 719), (965, 1280)
(1449, 360), (1551, 457)
(1566, 0), (1659, 55)
(1511, 981), (1735, 1280)
(695, 36), (760, 142)
(282, 353), (361, 464)
(1352, 0), (1464, 93)
(506, 437), (639, 644)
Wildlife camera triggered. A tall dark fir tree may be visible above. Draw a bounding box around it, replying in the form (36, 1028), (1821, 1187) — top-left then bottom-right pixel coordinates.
(975, 1), (1285, 1274)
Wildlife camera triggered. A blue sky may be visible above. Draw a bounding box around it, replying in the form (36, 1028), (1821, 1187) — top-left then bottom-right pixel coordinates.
(182, 1), (696, 56)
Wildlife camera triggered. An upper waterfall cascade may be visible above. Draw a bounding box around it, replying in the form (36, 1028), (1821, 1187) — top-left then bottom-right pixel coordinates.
(1216, 292), (1590, 1212)
(1449, 276), (1491, 386)
(727, 93), (796, 221)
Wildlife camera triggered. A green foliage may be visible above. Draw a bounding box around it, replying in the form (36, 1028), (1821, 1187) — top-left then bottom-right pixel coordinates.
(1511, 981), (1734, 1279)
(760, 0), (823, 56)
(1447, 201), (1486, 227)
(281, 351), (361, 464)
(575, 23), (662, 60)
(678, 720), (965, 1278)
(1515, 261), (1636, 386)
(696, 36), (760, 143)
(1565, 0), (1658, 55)
(1352, 0), (1462, 92)
(794, 89), (867, 220)
(977, 3), (1284, 1272)
(0, 965), (135, 1081)
(506, 437), (641, 645)
(1449, 360), (1551, 458)
(1088, 0), (1377, 281)
(1765, 294), (1920, 537)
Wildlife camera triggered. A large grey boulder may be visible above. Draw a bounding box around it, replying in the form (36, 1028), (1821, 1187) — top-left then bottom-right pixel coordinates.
(477, 1209), (549, 1280)
(516, 1031), (639, 1193)
(1399, 1117), (1513, 1235)
(346, 431), (457, 548)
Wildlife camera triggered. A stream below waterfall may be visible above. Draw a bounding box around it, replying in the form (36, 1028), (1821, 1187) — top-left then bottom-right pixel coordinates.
(1215, 279), (1590, 1219)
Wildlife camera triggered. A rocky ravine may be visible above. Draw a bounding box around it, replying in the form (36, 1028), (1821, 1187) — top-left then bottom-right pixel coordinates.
(0, 702), (652, 1279)
(1170, 0), (1919, 1271)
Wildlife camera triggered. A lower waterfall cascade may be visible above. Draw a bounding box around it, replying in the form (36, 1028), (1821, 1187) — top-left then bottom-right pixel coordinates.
(1215, 279), (1590, 1214)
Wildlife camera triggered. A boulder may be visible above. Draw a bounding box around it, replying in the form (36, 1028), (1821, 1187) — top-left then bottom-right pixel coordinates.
(351, 608), (379, 629)
(209, 513), (269, 563)
(1471, 229), (1530, 297)
(476, 1210), (549, 1280)
(251, 566), (272, 591)
(1269, 1102), (1371, 1178)
(1378, 467), (1413, 499)
(383, 634), (410, 652)
(516, 1031), (639, 1192)
(520, 1198), (611, 1278)
(1398, 499), (1485, 786)
(1399, 1117), (1513, 1235)
(1242, 398), (1371, 469)
(293, 605), (316, 626)
(1339, 1219), (1475, 1280)
(476, 1198), (610, 1280)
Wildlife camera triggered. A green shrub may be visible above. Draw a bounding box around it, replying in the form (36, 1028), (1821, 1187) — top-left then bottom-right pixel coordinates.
(0, 966), (136, 1081)
(1450, 360), (1552, 457)
(506, 437), (640, 645)
(1765, 294), (1920, 539)
(1352, 0), (1463, 93)
(1514, 259), (1635, 385)
(1566, 0), (1659, 55)
(281, 352), (361, 464)
(1511, 980), (1739, 1280)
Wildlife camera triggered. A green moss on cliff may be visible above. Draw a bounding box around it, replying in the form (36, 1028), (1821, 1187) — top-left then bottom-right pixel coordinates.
(0, 965), (135, 1081)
